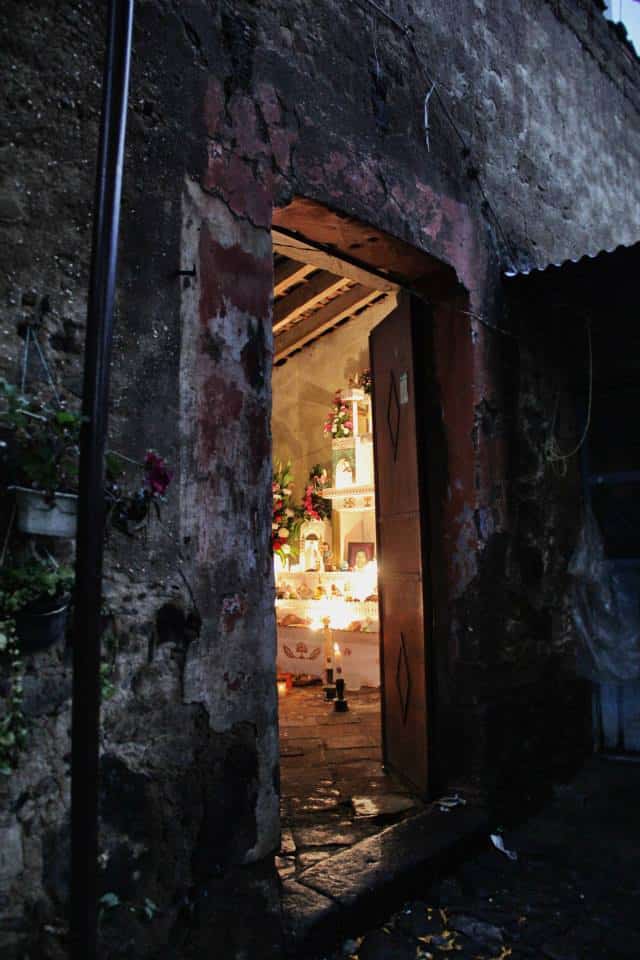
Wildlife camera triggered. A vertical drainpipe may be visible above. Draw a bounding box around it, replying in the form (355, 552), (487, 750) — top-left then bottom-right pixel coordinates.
(70, 2), (134, 957)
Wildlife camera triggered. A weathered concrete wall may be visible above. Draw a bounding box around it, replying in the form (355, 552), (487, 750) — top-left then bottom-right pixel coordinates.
(0, 0), (638, 955)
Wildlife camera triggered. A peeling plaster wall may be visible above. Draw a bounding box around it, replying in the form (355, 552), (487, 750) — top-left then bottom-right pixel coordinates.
(0, 0), (638, 954)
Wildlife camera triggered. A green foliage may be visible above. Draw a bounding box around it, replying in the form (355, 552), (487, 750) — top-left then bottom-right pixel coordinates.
(0, 619), (26, 776)
(100, 661), (116, 700)
(0, 559), (74, 615)
(99, 891), (160, 924)
(0, 561), (73, 775)
(0, 378), (82, 495)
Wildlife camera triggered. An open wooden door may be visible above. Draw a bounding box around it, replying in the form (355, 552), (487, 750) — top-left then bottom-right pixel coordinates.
(370, 293), (432, 797)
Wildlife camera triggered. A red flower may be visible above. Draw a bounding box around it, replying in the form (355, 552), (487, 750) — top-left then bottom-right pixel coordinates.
(144, 451), (172, 496)
(272, 537), (283, 551)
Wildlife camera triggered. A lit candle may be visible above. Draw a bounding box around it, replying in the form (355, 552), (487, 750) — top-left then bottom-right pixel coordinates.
(323, 616), (334, 687)
(277, 679), (287, 697)
(333, 641), (342, 675)
(323, 616), (333, 663)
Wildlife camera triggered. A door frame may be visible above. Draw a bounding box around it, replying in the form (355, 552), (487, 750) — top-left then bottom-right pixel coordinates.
(271, 198), (463, 796)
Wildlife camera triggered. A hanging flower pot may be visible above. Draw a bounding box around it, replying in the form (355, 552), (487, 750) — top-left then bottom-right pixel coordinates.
(13, 486), (78, 538)
(15, 599), (69, 652)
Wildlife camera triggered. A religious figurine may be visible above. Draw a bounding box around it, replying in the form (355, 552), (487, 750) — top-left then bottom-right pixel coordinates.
(303, 532), (321, 571)
(320, 540), (333, 570)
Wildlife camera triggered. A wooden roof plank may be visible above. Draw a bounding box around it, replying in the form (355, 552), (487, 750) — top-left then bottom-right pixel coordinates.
(274, 288), (396, 362)
(272, 270), (350, 333)
(272, 228), (399, 293)
(273, 259), (316, 296)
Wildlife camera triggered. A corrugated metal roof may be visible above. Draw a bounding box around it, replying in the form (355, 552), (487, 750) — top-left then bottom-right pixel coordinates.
(504, 240), (640, 280)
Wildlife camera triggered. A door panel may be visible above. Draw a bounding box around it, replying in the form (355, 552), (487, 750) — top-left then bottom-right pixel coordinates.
(370, 293), (431, 797)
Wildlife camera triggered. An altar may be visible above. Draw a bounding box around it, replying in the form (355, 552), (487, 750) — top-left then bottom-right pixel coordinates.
(274, 384), (380, 690)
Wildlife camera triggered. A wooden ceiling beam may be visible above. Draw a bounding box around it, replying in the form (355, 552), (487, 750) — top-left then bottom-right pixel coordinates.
(272, 228), (399, 293)
(272, 270), (350, 333)
(273, 259), (316, 296)
(274, 288), (396, 362)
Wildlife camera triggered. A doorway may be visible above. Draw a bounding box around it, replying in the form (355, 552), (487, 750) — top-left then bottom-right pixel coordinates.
(270, 201), (446, 875)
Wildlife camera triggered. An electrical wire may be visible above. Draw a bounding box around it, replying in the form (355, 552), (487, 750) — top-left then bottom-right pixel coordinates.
(543, 319), (593, 474)
(353, 0), (520, 269)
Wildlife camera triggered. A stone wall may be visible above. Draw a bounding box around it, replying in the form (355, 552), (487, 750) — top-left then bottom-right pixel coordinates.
(0, 0), (639, 955)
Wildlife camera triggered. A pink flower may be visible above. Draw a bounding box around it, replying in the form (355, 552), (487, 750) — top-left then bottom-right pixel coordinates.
(145, 451), (172, 496)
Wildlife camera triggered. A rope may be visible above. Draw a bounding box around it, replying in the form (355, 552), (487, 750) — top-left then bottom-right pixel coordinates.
(20, 325), (60, 405)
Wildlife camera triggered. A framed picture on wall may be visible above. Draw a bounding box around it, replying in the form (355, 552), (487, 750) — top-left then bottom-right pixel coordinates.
(347, 541), (375, 570)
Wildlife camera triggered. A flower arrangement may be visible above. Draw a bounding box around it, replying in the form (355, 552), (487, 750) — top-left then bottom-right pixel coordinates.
(301, 464), (331, 521)
(323, 390), (353, 439)
(272, 461), (302, 564)
(349, 369), (373, 394)
(105, 449), (173, 537)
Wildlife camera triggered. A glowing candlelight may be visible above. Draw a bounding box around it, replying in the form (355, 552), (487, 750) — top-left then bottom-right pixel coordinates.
(277, 679), (287, 697)
(333, 641), (342, 674)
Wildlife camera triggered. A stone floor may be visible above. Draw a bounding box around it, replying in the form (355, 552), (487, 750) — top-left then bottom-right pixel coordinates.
(277, 686), (422, 880)
(319, 756), (640, 960)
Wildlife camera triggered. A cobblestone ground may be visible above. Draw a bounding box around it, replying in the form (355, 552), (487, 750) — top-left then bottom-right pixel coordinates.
(278, 687), (421, 880)
(322, 758), (640, 960)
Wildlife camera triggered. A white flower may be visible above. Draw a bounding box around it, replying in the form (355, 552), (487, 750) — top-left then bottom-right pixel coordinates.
(282, 543), (291, 555)
(283, 487), (292, 496)
(278, 527), (289, 538)
(343, 429), (350, 435)
(272, 522), (279, 530)
(285, 508), (295, 518)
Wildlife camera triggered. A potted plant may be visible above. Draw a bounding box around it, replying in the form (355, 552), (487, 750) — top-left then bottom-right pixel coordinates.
(0, 559), (74, 651)
(105, 450), (173, 537)
(0, 378), (82, 537)
(1, 380), (173, 541)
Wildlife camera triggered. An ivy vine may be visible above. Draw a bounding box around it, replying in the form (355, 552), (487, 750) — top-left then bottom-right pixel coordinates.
(0, 619), (26, 775)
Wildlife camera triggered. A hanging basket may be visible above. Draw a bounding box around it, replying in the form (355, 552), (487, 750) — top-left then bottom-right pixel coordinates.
(13, 487), (78, 538)
(15, 601), (69, 652)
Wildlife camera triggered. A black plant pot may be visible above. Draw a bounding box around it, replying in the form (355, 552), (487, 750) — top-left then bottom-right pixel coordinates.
(15, 601), (69, 652)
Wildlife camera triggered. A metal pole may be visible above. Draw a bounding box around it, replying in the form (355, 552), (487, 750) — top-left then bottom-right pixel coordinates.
(70, 2), (134, 957)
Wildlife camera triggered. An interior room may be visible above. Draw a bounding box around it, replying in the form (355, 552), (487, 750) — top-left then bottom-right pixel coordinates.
(270, 235), (412, 836)
(271, 237), (397, 704)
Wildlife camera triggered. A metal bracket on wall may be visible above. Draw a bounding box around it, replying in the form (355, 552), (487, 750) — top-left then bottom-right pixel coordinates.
(174, 264), (196, 278)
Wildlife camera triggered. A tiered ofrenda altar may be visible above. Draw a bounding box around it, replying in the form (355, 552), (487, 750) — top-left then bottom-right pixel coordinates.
(276, 387), (379, 689)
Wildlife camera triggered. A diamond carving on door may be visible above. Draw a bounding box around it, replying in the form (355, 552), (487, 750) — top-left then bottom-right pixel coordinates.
(386, 369), (401, 461)
(370, 293), (431, 797)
